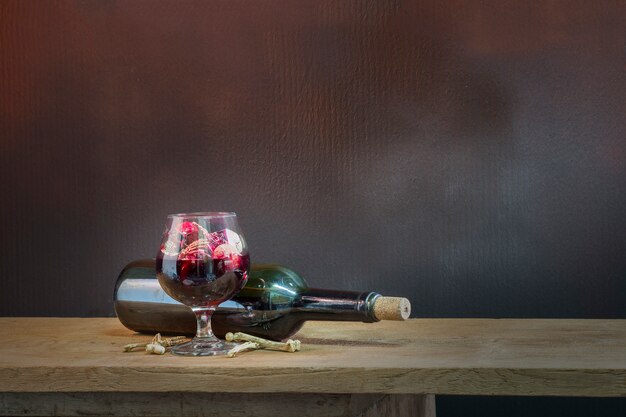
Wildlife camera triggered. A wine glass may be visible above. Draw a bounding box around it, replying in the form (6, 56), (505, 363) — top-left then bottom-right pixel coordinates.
(156, 212), (250, 356)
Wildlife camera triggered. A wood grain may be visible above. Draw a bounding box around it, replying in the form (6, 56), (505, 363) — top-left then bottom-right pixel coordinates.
(0, 318), (625, 396)
(0, 392), (435, 417)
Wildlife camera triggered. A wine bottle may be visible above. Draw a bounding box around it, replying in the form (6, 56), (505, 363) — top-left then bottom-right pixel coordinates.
(114, 259), (411, 341)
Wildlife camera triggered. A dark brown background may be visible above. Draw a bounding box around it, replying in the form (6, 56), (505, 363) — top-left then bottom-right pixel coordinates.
(1, 1), (625, 415)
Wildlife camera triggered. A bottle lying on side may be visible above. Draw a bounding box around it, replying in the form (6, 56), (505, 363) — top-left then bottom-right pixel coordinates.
(114, 259), (411, 341)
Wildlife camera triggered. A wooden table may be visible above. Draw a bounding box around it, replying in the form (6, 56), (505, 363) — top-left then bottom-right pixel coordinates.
(1, 318), (625, 417)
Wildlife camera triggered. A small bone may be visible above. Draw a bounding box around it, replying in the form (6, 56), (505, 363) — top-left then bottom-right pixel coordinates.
(152, 334), (188, 347)
(227, 341), (260, 358)
(225, 332), (301, 353)
(282, 339), (301, 352)
(124, 334), (188, 353)
(123, 342), (148, 352)
(146, 343), (166, 355)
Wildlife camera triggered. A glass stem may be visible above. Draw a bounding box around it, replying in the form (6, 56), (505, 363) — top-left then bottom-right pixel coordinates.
(192, 307), (216, 340)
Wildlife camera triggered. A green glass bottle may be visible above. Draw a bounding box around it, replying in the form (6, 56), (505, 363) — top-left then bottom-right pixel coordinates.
(115, 259), (410, 341)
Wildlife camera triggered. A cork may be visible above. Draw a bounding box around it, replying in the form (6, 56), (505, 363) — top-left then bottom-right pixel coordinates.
(373, 297), (411, 321)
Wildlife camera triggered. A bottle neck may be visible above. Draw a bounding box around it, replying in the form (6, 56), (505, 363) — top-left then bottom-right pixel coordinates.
(297, 289), (380, 323)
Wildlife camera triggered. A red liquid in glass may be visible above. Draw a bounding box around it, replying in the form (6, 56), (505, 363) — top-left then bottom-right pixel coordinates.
(157, 253), (250, 308)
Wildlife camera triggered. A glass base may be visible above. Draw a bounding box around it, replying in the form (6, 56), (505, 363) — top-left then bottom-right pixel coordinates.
(171, 337), (237, 356)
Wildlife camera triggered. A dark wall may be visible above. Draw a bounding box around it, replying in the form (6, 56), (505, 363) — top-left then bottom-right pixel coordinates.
(1, 1), (625, 414)
(4, 0), (624, 318)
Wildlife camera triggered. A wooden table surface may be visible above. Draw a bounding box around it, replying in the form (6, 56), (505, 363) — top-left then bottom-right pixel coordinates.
(1, 318), (625, 397)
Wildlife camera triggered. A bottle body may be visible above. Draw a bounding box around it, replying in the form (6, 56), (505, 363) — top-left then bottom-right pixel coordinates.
(115, 259), (380, 341)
